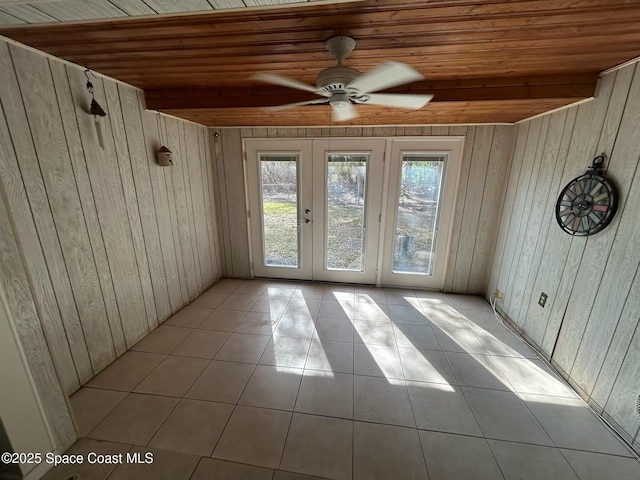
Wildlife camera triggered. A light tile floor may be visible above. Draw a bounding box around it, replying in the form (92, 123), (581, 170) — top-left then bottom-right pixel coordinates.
(44, 279), (640, 480)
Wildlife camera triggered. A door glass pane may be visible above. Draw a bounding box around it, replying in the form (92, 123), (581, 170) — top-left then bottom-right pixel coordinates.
(326, 153), (368, 271)
(393, 155), (445, 275)
(260, 154), (299, 267)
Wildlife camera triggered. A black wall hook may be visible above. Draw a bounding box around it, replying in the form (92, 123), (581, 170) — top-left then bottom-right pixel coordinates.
(588, 154), (606, 175)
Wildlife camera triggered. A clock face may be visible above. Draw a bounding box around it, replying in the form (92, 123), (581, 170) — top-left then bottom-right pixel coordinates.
(555, 173), (617, 236)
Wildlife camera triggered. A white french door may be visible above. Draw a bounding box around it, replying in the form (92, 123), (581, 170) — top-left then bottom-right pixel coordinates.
(380, 138), (463, 289)
(246, 138), (385, 283)
(246, 140), (313, 280)
(312, 139), (385, 283)
(246, 137), (462, 288)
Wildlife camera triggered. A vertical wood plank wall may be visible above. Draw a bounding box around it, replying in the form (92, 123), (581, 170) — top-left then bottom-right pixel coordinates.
(0, 38), (221, 408)
(212, 125), (513, 293)
(487, 61), (640, 449)
(0, 169), (76, 452)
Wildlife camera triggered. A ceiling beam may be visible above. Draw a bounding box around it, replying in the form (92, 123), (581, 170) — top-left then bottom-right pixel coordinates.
(157, 97), (588, 127)
(145, 74), (597, 111)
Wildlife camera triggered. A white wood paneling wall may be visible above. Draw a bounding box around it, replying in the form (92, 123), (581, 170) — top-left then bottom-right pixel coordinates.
(0, 0), (335, 25)
(212, 125), (513, 293)
(0, 38), (221, 402)
(487, 61), (640, 447)
(0, 162), (76, 453)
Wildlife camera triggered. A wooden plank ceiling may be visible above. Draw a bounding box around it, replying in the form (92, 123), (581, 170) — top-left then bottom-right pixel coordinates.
(1, 0), (640, 126)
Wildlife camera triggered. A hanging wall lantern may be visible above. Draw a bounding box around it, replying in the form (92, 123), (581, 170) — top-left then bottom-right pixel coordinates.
(85, 69), (106, 148)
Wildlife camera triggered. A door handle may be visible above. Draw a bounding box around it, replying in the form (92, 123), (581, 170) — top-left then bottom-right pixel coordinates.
(305, 209), (311, 214)
(305, 219), (311, 224)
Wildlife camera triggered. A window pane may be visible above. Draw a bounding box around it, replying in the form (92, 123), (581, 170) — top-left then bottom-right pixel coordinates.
(326, 153), (368, 271)
(260, 155), (299, 267)
(393, 155), (445, 275)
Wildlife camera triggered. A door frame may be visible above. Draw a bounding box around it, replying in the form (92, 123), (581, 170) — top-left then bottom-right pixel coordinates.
(379, 137), (464, 289)
(244, 138), (385, 283)
(311, 138), (386, 283)
(245, 139), (313, 280)
(244, 136), (464, 289)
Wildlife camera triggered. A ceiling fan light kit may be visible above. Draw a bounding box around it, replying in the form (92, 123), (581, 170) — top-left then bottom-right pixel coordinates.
(253, 36), (433, 122)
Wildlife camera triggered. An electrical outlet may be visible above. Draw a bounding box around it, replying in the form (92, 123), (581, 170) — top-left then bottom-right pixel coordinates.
(494, 289), (505, 302)
(538, 292), (548, 308)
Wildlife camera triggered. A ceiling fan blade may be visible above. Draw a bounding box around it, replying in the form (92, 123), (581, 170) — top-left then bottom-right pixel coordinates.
(358, 93), (433, 109)
(347, 61), (424, 94)
(266, 98), (329, 111)
(332, 102), (358, 122)
(253, 72), (327, 95)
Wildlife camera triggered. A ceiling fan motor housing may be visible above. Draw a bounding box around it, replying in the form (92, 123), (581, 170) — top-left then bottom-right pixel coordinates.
(316, 66), (360, 93)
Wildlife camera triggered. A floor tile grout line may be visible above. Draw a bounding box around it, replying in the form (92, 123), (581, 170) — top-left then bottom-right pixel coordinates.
(83, 361), (581, 400)
(103, 444), (137, 480)
(436, 337), (507, 475)
(82, 345), (180, 439)
(455, 385), (584, 452)
(456, 385), (490, 439)
(435, 324), (511, 480)
(442, 349), (518, 393)
(414, 424), (623, 455)
(85, 351), (169, 391)
(479, 436), (640, 456)
(80, 389), (132, 440)
(186, 456), (208, 480)
(489, 351), (554, 396)
(402, 340), (431, 478)
(352, 317), (356, 480)
(86, 380), (586, 432)
(556, 445), (640, 459)
(379, 298), (420, 436)
(207, 355), (261, 460)
(483, 439), (508, 480)
(164, 305), (216, 329)
(435, 301), (530, 393)
(186, 402), (416, 426)
(224, 287), (318, 470)
(143, 355), (219, 452)
(414, 422), (432, 480)
(386, 303), (409, 385)
(275, 324), (311, 471)
(489, 354), (566, 451)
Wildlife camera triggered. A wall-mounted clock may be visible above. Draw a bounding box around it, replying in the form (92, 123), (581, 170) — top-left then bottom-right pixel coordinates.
(555, 155), (618, 236)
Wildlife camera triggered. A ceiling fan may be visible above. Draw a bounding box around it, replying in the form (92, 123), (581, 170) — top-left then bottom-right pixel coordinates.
(253, 36), (433, 122)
